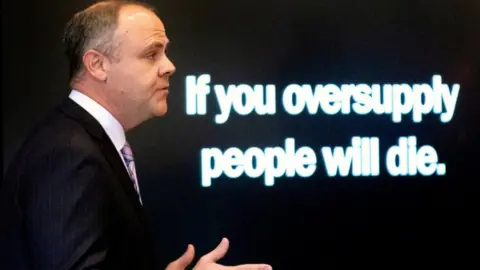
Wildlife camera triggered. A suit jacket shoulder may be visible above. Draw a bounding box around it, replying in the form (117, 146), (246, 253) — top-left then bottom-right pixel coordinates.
(1, 98), (158, 270)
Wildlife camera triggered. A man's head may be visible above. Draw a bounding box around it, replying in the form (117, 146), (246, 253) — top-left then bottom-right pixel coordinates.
(63, 0), (175, 130)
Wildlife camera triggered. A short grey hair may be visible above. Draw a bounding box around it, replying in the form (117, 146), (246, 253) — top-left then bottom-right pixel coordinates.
(62, 0), (156, 83)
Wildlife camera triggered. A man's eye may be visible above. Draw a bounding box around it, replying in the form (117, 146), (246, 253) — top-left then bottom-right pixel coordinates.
(147, 52), (157, 59)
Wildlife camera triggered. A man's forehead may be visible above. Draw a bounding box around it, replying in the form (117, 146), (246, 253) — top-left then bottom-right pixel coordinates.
(143, 30), (170, 47)
(117, 5), (166, 35)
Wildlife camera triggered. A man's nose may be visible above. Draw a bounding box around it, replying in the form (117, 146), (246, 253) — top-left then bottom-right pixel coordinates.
(161, 57), (176, 76)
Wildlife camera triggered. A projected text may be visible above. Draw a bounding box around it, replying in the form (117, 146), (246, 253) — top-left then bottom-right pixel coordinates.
(185, 74), (458, 187)
(186, 74), (459, 124)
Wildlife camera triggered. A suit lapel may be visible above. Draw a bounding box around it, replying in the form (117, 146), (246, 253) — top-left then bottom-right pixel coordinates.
(58, 98), (147, 225)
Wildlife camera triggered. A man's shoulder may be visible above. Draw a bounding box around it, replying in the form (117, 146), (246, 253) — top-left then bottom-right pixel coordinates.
(2, 104), (110, 207)
(8, 105), (103, 170)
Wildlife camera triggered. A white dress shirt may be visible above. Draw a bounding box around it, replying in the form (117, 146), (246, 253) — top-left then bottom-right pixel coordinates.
(68, 89), (129, 172)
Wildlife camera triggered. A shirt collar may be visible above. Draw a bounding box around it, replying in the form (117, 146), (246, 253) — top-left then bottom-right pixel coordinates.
(69, 89), (126, 151)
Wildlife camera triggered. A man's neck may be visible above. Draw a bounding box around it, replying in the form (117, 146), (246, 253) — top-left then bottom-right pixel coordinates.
(72, 82), (128, 129)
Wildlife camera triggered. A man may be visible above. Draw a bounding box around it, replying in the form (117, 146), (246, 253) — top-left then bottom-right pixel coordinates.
(0, 1), (272, 269)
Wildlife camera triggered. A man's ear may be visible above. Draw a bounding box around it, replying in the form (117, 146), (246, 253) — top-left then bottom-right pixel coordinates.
(83, 49), (108, 81)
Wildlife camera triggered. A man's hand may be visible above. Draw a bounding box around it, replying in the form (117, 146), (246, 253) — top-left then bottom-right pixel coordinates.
(166, 238), (272, 270)
(166, 244), (195, 270)
(193, 238), (272, 270)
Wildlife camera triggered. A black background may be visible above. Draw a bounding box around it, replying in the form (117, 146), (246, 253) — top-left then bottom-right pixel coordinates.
(3, 0), (480, 269)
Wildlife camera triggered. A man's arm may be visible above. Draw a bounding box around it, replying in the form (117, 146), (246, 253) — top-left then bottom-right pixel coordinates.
(21, 143), (108, 269)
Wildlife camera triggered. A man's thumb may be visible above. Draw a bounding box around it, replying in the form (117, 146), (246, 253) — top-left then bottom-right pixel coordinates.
(166, 244), (195, 270)
(199, 237), (230, 263)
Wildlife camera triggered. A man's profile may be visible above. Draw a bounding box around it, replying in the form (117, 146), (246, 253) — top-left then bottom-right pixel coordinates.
(0, 1), (272, 269)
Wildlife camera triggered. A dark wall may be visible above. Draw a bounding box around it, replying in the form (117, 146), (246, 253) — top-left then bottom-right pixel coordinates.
(3, 0), (480, 269)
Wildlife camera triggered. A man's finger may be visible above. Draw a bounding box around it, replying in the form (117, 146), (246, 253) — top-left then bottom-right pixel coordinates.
(166, 244), (195, 270)
(234, 264), (272, 270)
(199, 237), (229, 263)
(177, 244), (195, 268)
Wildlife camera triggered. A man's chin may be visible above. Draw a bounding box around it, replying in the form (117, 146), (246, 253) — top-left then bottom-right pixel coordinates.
(153, 104), (168, 117)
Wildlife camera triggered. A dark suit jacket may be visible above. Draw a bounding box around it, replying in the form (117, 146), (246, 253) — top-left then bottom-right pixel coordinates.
(1, 98), (159, 269)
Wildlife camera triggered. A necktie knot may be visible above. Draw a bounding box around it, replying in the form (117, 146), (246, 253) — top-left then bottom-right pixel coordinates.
(121, 140), (132, 154)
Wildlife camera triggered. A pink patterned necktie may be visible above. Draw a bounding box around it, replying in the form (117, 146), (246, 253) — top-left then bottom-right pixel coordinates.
(120, 141), (142, 204)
